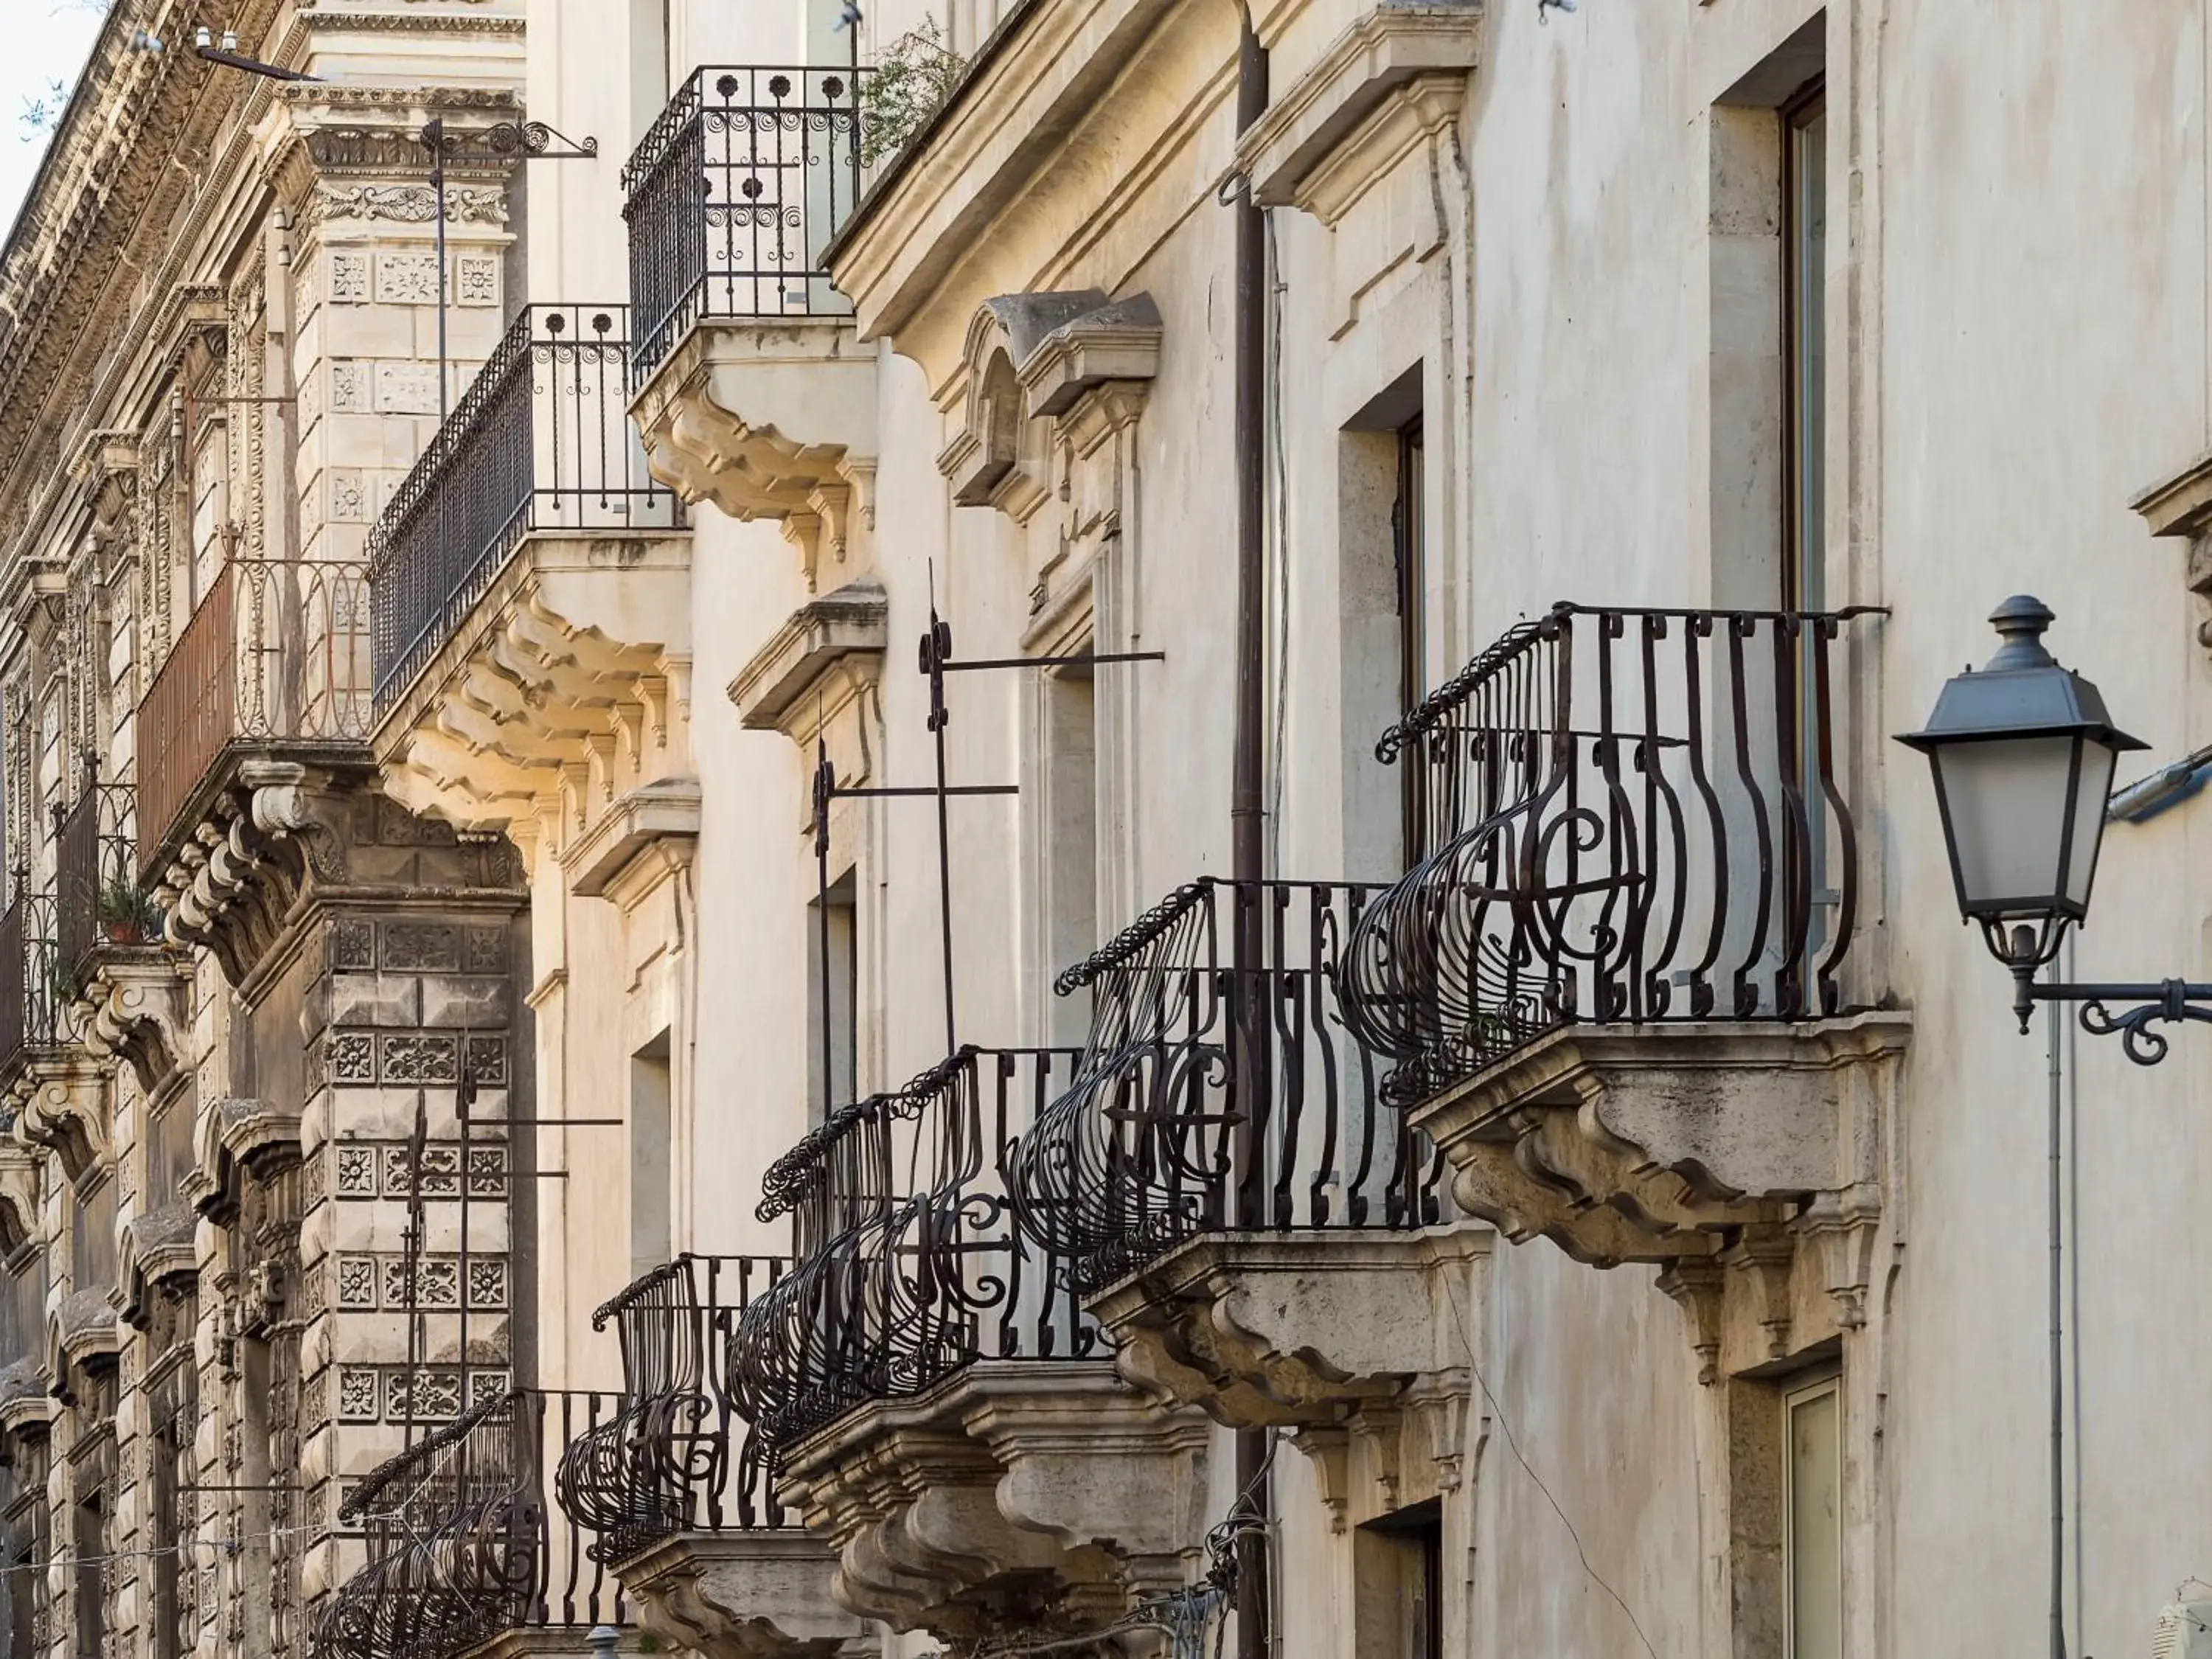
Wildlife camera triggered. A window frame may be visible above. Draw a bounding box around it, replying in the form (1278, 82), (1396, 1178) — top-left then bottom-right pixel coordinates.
(1781, 1368), (1843, 1659)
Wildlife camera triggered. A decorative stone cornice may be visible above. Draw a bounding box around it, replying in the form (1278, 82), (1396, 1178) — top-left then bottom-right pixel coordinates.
(613, 1531), (871, 1659)
(631, 320), (879, 591)
(1412, 1014), (1911, 1381)
(0, 1358), (49, 1434)
(118, 1206), (199, 1326)
(50, 1287), (120, 1399)
(9, 1057), (108, 1185)
(79, 947), (194, 1097)
(728, 583), (888, 831)
(936, 293), (1161, 524)
(1091, 1227), (1484, 1531)
(728, 582), (889, 735)
(779, 1360), (1209, 1648)
(2131, 450), (2212, 650)
(1234, 2), (1483, 224)
(182, 1096), (303, 1220)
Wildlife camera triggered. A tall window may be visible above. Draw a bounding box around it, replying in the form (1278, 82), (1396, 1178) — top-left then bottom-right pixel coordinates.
(1038, 666), (1099, 1045)
(808, 871), (858, 1123)
(1354, 1500), (1443, 1659)
(630, 1039), (672, 1281)
(1782, 83), (1832, 950)
(1394, 420), (1427, 865)
(1784, 1374), (1843, 1659)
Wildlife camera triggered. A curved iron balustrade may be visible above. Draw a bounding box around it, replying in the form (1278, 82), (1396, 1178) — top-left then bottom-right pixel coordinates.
(1005, 878), (1445, 1295)
(552, 1254), (787, 1566)
(368, 302), (677, 714)
(1336, 602), (1879, 1109)
(623, 66), (874, 381)
(727, 1047), (1091, 1459)
(315, 1388), (622, 1659)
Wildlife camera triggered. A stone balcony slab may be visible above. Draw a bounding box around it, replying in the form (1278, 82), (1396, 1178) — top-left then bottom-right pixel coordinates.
(373, 534), (695, 869)
(777, 1360), (1208, 1649)
(1090, 1227), (1484, 1531)
(630, 319), (877, 591)
(1411, 1013), (1911, 1380)
(616, 1530), (871, 1659)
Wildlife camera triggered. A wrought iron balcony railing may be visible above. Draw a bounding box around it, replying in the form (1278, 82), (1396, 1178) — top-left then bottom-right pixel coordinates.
(1005, 878), (1446, 1296)
(369, 303), (679, 714)
(727, 1047), (1094, 1458)
(1335, 602), (1879, 1110)
(623, 66), (872, 380)
(55, 773), (149, 983)
(315, 1388), (625, 1659)
(0, 884), (65, 1082)
(137, 557), (372, 869)
(553, 1254), (789, 1568)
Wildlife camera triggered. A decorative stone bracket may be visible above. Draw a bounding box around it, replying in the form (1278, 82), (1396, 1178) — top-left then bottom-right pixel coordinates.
(1411, 1014), (1911, 1382)
(1236, 3), (1483, 226)
(779, 1360), (1210, 1649)
(2129, 452), (2212, 650)
(8, 1056), (108, 1183)
(1091, 1228), (1484, 1532)
(78, 947), (194, 1096)
(938, 293), (1162, 524)
(630, 319), (878, 591)
(617, 1531), (873, 1659)
(156, 760), (350, 988)
(375, 568), (694, 871)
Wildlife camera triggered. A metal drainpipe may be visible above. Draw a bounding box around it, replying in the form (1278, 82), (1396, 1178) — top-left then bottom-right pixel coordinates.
(1231, 13), (1272, 1659)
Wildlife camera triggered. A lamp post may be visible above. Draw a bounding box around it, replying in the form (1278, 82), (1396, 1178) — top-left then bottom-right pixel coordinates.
(1896, 594), (2212, 1064)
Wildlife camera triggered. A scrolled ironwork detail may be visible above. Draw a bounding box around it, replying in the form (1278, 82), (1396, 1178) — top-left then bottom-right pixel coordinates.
(728, 1047), (1091, 1461)
(1007, 878), (1445, 1296)
(1338, 602), (1881, 1109)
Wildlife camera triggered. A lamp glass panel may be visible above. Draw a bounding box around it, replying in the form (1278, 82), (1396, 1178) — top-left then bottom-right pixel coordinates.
(2062, 738), (2119, 908)
(1931, 734), (2079, 915)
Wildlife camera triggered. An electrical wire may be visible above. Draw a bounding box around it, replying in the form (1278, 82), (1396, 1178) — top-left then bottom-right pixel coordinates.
(1436, 1262), (1663, 1659)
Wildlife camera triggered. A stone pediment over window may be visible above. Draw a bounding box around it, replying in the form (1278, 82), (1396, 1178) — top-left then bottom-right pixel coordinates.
(118, 1206), (199, 1327)
(1237, 3), (1484, 226)
(729, 582), (889, 838)
(181, 1097), (303, 1220)
(0, 1144), (38, 1265)
(939, 292), (1164, 523)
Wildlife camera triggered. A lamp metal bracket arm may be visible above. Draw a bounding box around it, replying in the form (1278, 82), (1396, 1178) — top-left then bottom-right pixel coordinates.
(940, 650), (1167, 672)
(2022, 976), (2212, 1066)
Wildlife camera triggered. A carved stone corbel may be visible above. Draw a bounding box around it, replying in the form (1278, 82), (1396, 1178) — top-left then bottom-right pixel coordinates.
(9, 1057), (108, 1183)
(79, 948), (193, 1096)
(615, 1531), (869, 1659)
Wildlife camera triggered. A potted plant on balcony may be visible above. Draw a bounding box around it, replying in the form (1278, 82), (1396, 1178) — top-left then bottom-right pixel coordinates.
(97, 879), (161, 947)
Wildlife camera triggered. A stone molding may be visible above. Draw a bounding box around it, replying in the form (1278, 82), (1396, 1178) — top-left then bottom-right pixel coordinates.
(2130, 450), (2212, 649)
(937, 293), (1162, 524)
(8, 1056), (109, 1184)
(615, 1530), (871, 1659)
(778, 1360), (1210, 1647)
(118, 1206), (200, 1326)
(156, 759), (352, 989)
(630, 321), (877, 591)
(1236, 4), (1483, 224)
(1091, 1227), (1484, 1531)
(1411, 1014), (1911, 1380)
(0, 1142), (40, 1260)
(49, 1287), (120, 1399)
(373, 542), (695, 871)
(181, 1097), (303, 1220)
(77, 947), (194, 1097)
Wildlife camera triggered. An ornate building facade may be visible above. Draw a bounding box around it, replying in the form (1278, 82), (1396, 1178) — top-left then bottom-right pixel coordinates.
(1, 2), (2209, 1659)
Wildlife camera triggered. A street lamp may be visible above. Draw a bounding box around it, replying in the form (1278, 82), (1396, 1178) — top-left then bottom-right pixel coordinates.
(1897, 594), (2212, 1063)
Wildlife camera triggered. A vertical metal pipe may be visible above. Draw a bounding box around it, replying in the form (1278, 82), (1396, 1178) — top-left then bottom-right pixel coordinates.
(2045, 956), (2065, 1659)
(1231, 16), (1272, 1659)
